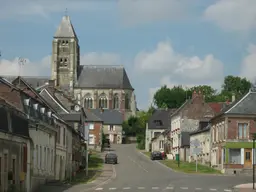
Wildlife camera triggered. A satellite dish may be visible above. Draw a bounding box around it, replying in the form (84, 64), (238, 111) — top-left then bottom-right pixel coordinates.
(74, 105), (80, 112)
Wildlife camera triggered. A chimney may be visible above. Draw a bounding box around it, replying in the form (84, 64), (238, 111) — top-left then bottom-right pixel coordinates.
(232, 94), (235, 103)
(192, 90), (197, 99)
(48, 80), (55, 87)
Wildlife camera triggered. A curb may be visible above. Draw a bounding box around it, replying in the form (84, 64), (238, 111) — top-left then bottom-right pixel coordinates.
(138, 151), (232, 177)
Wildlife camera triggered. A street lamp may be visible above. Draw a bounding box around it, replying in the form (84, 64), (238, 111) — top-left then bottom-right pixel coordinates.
(251, 133), (256, 189)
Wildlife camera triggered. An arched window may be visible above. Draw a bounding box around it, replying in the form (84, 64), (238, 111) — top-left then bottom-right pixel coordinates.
(125, 94), (130, 109)
(84, 94), (93, 109)
(99, 93), (108, 109)
(113, 94), (119, 109)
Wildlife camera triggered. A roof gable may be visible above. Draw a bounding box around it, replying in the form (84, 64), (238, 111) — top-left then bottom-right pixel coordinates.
(225, 90), (256, 115)
(148, 109), (176, 129)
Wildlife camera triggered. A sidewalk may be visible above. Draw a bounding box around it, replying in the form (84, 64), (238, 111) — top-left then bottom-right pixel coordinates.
(233, 183), (256, 192)
(38, 153), (115, 192)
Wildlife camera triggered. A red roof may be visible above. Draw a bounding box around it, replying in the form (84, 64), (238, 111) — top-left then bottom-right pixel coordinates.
(208, 102), (223, 114)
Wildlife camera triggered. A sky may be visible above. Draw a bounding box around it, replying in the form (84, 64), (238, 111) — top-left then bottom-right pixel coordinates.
(0, 0), (256, 109)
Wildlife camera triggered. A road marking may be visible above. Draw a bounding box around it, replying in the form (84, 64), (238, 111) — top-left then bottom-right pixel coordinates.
(109, 188), (116, 190)
(166, 186), (174, 189)
(152, 187), (159, 189)
(224, 190), (232, 192)
(95, 188), (103, 191)
(180, 187), (188, 190)
(195, 188), (202, 190)
(128, 156), (149, 172)
(209, 189), (217, 191)
(123, 187), (130, 190)
(138, 187), (145, 189)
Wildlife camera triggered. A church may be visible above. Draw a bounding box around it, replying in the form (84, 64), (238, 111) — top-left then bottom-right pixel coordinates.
(51, 15), (137, 120)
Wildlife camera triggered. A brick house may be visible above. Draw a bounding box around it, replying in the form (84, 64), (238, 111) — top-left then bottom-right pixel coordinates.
(210, 89), (256, 174)
(170, 91), (217, 161)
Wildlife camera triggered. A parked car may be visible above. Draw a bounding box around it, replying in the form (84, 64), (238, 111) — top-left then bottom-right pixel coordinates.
(105, 152), (118, 164)
(151, 151), (163, 160)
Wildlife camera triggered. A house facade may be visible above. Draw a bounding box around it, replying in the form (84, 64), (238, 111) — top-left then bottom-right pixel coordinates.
(151, 130), (171, 152)
(210, 89), (256, 174)
(170, 91), (216, 160)
(145, 109), (176, 152)
(189, 121), (211, 165)
(0, 97), (32, 192)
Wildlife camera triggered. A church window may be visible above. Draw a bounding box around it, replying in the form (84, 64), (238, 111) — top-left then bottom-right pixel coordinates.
(65, 40), (68, 44)
(99, 94), (108, 109)
(64, 58), (67, 63)
(84, 97), (93, 109)
(60, 58), (63, 63)
(113, 94), (119, 109)
(125, 94), (130, 109)
(62, 40), (65, 45)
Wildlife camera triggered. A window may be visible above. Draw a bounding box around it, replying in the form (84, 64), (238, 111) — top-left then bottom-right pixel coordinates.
(246, 152), (251, 160)
(12, 159), (16, 184)
(89, 124), (94, 130)
(109, 125), (114, 131)
(47, 148), (50, 171)
(0, 157), (1, 186)
(63, 128), (66, 146)
(154, 120), (163, 126)
(34, 145), (37, 168)
(44, 147), (46, 170)
(125, 94), (130, 109)
(40, 146), (42, 169)
(113, 94), (119, 109)
(4, 154), (7, 172)
(51, 149), (54, 171)
(57, 125), (61, 144)
(159, 140), (164, 149)
(99, 94), (108, 108)
(89, 134), (95, 145)
(229, 149), (241, 164)
(84, 96), (93, 109)
(238, 123), (248, 139)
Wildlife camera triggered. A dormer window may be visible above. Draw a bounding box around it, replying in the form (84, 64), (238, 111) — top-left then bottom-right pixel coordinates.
(154, 120), (163, 126)
(40, 107), (45, 114)
(47, 111), (52, 118)
(23, 99), (30, 106)
(33, 104), (38, 110)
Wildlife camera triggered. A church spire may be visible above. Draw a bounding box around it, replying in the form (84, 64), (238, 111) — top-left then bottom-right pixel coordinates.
(54, 13), (77, 38)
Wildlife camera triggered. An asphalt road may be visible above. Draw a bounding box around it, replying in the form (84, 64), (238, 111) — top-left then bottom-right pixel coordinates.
(90, 144), (252, 192)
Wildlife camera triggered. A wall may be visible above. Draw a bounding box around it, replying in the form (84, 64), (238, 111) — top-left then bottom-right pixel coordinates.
(30, 127), (56, 190)
(151, 134), (165, 152)
(190, 131), (210, 164)
(74, 88), (136, 120)
(0, 132), (29, 192)
(103, 124), (122, 144)
(145, 124), (166, 152)
(171, 115), (181, 155)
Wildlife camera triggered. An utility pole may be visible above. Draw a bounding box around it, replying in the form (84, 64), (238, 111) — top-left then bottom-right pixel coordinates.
(18, 57), (26, 87)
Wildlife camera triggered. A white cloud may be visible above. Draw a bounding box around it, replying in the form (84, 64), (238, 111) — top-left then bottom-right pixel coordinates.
(240, 44), (256, 82)
(0, 52), (121, 76)
(118, 0), (191, 26)
(204, 0), (256, 32)
(80, 52), (121, 66)
(134, 40), (224, 87)
(0, 0), (108, 20)
(0, 56), (51, 76)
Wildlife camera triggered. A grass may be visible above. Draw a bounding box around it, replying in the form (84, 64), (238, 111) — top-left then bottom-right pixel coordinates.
(161, 160), (221, 174)
(142, 151), (151, 157)
(67, 152), (104, 185)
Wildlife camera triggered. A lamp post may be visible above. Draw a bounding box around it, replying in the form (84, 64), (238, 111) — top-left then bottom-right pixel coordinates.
(178, 133), (181, 168)
(251, 133), (256, 189)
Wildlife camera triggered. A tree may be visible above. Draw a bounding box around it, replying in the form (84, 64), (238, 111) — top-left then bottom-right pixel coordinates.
(153, 85), (172, 108)
(221, 75), (251, 100)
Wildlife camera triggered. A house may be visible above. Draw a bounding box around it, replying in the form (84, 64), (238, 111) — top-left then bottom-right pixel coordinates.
(170, 91), (216, 160)
(12, 77), (75, 182)
(189, 121), (211, 165)
(84, 109), (103, 152)
(90, 109), (123, 144)
(0, 96), (32, 192)
(151, 129), (171, 152)
(145, 109), (176, 152)
(0, 77), (58, 191)
(210, 89), (256, 174)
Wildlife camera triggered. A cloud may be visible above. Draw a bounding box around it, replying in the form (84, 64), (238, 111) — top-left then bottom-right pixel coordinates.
(118, 0), (192, 26)
(240, 44), (256, 82)
(0, 0), (108, 20)
(0, 52), (121, 76)
(134, 40), (224, 87)
(204, 0), (256, 32)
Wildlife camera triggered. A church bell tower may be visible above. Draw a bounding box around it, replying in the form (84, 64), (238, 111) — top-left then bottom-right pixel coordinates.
(51, 14), (80, 92)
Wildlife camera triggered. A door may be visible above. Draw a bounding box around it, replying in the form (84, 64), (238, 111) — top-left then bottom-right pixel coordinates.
(244, 149), (252, 168)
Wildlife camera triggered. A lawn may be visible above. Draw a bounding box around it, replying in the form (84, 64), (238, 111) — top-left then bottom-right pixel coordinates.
(161, 160), (221, 174)
(88, 152), (104, 170)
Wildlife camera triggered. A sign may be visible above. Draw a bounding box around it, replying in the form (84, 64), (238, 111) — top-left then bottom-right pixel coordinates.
(190, 139), (201, 147)
(192, 148), (202, 155)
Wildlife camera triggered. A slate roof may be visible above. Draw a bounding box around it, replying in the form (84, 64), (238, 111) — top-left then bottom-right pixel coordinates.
(54, 15), (77, 38)
(148, 108), (177, 129)
(181, 132), (190, 147)
(76, 65), (133, 90)
(89, 109), (123, 125)
(2, 76), (49, 88)
(84, 109), (102, 122)
(190, 124), (210, 136)
(60, 113), (81, 122)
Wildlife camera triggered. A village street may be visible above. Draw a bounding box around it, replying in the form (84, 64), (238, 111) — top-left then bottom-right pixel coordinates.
(90, 144), (251, 192)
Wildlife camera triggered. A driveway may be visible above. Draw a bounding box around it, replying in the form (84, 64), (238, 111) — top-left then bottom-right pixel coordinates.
(89, 144), (252, 192)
